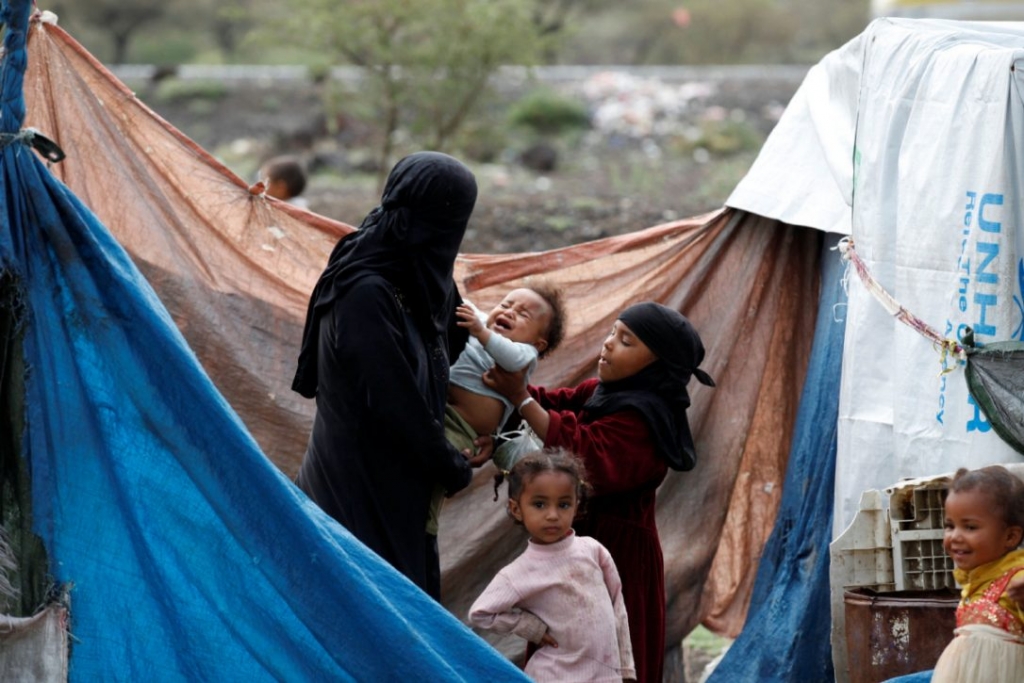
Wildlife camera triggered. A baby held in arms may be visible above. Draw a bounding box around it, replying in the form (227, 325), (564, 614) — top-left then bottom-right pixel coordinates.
(427, 285), (565, 537)
(447, 285), (565, 441)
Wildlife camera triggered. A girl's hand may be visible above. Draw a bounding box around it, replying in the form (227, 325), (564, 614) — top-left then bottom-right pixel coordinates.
(482, 365), (529, 403)
(539, 631), (558, 648)
(455, 303), (485, 338)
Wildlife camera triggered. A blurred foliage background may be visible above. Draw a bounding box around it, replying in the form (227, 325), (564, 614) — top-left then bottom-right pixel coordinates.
(35, 0), (873, 248)
(42, 0), (871, 181)
(44, 0), (871, 67)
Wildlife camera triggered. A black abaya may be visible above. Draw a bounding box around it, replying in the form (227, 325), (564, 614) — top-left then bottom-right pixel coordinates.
(292, 152), (477, 598)
(296, 281), (470, 595)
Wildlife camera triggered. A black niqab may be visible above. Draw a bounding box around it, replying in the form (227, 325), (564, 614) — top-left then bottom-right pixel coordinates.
(292, 151), (477, 398)
(583, 302), (715, 471)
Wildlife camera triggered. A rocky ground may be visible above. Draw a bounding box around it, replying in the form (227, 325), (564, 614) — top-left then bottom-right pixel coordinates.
(142, 67), (804, 255)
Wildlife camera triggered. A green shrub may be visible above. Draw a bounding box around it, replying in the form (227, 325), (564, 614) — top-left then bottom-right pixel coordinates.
(672, 118), (763, 156)
(452, 119), (510, 164)
(153, 79), (229, 105)
(543, 214), (575, 232)
(306, 61), (333, 85)
(130, 32), (202, 65)
(508, 90), (590, 136)
(701, 119), (763, 154)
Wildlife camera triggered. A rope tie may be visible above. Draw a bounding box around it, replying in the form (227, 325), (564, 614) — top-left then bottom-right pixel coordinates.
(837, 236), (966, 374)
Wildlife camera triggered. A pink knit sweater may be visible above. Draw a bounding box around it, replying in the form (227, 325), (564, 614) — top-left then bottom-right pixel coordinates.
(469, 531), (636, 682)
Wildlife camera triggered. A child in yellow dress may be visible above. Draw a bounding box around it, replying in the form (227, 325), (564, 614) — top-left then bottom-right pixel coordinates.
(932, 465), (1024, 683)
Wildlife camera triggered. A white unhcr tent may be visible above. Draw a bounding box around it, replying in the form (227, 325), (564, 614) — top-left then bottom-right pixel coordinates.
(732, 15), (1024, 534)
(722, 16), (1024, 682)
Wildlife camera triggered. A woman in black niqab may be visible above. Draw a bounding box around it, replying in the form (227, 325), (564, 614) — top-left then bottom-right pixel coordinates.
(292, 152), (478, 599)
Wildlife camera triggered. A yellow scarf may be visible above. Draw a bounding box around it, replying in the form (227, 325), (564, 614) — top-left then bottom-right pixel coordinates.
(954, 548), (1024, 623)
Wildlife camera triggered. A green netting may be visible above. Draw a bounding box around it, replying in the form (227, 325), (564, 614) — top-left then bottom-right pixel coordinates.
(964, 337), (1024, 456)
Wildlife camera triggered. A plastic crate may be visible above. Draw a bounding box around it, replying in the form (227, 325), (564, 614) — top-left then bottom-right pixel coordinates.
(887, 483), (956, 591)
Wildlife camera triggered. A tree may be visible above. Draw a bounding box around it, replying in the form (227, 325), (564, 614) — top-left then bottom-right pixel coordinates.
(207, 2), (255, 57)
(555, 0), (870, 65)
(269, 0), (547, 182)
(529, 0), (618, 61)
(174, 0), (263, 59)
(48, 0), (168, 64)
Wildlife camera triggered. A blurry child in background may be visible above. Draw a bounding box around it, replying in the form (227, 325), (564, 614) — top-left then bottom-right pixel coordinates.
(932, 465), (1024, 682)
(469, 448), (635, 683)
(260, 155), (308, 209)
(427, 285), (565, 536)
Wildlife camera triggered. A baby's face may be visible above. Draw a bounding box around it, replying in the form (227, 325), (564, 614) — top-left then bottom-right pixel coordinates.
(486, 288), (552, 351)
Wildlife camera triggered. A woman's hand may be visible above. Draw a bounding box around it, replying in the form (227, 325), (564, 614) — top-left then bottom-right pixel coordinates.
(464, 434), (494, 467)
(482, 365), (529, 404)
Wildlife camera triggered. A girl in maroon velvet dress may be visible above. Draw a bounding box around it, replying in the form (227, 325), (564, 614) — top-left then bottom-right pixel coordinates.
(485, 301), (714, 683)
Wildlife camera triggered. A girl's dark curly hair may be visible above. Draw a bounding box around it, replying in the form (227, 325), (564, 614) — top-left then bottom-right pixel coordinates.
(949, 465), (1024, 529)
(493, 447), (590, 524)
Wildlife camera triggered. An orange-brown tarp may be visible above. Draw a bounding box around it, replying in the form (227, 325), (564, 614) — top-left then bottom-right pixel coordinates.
(21, 16), (818, 656)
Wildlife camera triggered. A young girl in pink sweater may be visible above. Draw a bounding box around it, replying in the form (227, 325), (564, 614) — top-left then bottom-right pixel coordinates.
(469, 448), (635, 682)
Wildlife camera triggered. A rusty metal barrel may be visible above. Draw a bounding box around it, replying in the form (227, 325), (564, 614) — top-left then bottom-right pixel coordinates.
(843, 588), (958, 683)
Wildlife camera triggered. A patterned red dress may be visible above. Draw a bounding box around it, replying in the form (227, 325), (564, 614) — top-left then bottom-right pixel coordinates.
(932, 549), (1024, 683)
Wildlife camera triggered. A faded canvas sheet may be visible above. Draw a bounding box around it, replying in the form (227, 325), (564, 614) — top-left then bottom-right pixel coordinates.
(0, 605), (68, 682)
(20, 16), (351, 475)
(19, 16), (819, 646)
(708, 234), (847, 682)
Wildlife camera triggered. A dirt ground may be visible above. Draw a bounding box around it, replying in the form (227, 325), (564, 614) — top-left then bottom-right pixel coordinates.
(303, 151), (741, 254)
(143, 68), (803, 255)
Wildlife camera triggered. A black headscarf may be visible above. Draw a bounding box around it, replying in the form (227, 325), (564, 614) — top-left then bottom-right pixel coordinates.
(582, 302), (715, 471)
(291, 152), (477, 398)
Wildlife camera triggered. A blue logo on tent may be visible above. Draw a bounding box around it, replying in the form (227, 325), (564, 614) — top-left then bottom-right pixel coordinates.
(1014, 259), (1024, 341)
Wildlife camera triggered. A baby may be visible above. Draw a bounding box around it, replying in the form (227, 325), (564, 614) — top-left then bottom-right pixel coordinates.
(448, 286), (565, 438)
(427, 284), (565, 536)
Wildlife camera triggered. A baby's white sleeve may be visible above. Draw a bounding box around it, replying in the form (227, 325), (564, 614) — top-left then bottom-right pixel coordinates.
(483, 333), (539, 372)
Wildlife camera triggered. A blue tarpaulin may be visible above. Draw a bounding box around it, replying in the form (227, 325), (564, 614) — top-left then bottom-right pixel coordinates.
(708, 235), (847, 682)
(0, 1), (527, 679)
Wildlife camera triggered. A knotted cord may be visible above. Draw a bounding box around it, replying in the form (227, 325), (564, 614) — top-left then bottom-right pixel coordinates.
(837, 236), (966, 373)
